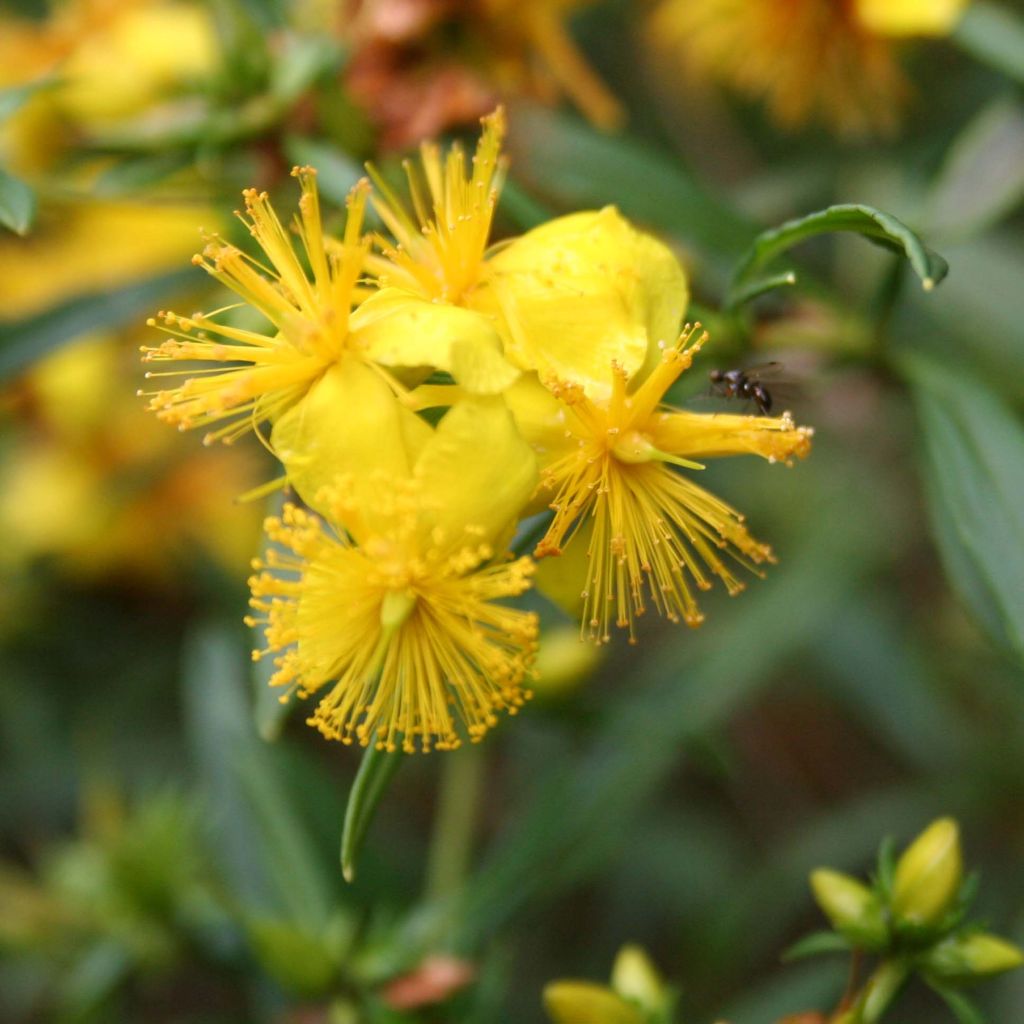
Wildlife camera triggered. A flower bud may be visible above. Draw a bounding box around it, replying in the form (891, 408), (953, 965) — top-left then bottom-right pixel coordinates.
(810, 869), (888, 949)
(891, 818), (963, 929)
(543, 982), (644, 1024)
(611, 945), (666, 1013)
(532, 626), (604, 698)
(923, 932), (1024, 981)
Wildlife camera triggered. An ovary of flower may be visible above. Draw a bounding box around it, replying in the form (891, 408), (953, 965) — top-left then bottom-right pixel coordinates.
(366, 107), (507, 305)
(246, 487), (539, 753)
(141, 168), (370, 445)
(520, 325), (813, 643)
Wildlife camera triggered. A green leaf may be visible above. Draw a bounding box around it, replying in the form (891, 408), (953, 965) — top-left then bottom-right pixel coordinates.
(725, 269), (797, 311)
(284, 136), (365, 207)
(782, 931), (853, 961)
(0, 168), (36, 236)
(901, 355), (1024, 662)
(182, 622), (335, 928)
(730, 204), (948, 307)
(928, 96), (1024, 237)
(0, 267), (199, 382)
(93, 152), (194, 197)
(954, 1), (1024, 86)
(929, 981), (989, 1024)
(270, 33), (344, 104)
(877, 837), (898, 899)
(340, 744), (404, 883)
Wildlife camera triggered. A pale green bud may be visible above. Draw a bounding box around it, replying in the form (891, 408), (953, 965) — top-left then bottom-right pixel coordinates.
(923, 932), (1024, 981)
(611, 944), (666, 1012)
(532, 626), (603, 698)
(891, 818), (963, 928)
(810, 868), (888, 949)
(543, 982), (645, 1024)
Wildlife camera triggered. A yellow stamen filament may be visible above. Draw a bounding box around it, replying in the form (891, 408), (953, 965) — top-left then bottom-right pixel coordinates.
(141, 170), (371, 443)
(246, 481), (538, 752)
(366, 108), (507, 305)
(534, 325), (813, 642)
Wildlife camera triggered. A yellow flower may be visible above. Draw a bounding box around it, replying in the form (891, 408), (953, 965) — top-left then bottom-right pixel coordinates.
(0, 199), (215, 320)
(856, 0), (969, 37)
(506, 325), (813, 642)
(0, 0), (216, 173)
(142, 168), (513, 445)
(367, 108), (507, 306)
(247, 370), (539, 752)
(1, 335), (264, 583)
(649, 0), (911, 136)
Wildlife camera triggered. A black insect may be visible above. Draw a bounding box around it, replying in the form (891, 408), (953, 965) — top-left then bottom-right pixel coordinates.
(708, 363), (781, 415)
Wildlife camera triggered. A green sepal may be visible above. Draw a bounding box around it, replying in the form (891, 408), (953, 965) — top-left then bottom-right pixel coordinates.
(340, 745), (404, 882)
(782, 930), (854, 961)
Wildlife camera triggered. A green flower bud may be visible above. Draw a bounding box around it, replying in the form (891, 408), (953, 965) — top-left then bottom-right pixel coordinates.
(923, 932), (1024, 981)
(532, 626), (604, 698)
(891, 818), (962, 929)
(611, 944), (666, 1013)
(810, 868), (889, 949)
(544, 981), (644, 1024)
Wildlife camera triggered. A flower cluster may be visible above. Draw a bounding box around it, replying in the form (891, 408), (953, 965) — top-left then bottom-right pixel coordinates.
(141, 109), (813, 752)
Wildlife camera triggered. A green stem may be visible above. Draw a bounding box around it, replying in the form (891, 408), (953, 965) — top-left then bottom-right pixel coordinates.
(424, 743), (486, 904)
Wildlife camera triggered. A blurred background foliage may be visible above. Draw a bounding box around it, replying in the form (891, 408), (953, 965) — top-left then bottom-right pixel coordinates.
(2, 0), (1024, 1021)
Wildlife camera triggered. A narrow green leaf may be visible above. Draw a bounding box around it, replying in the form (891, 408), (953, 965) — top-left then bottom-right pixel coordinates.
(929, 981), (989, 1024)
(500, 177), (553, 231)
(928, 96), (1024, 237)
(877, 836), (898, 898)
(901, 355), (1024, 662)
(782, 931), (853, 962)
(284, 136), (365, 206)
(182, 623), (334, 928)
(94, 152), (194, 197)
(0, 267), (200, 381)
(0, 168), (36, 236)
(340, 744), (403, 883)
(954, 1), (1024, 86)
(731, 204), (948, 305)
(270, 34), (344, 103)
(725, 269), (797, 311)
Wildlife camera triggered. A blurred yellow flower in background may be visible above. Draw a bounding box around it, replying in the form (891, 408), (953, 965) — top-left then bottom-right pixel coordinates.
(0, 0), (216, 175)
(0, 199), (212, 320)
(0, 335), (264, 583)
(247, 374), (539, 752)
(648, 0), (966, 136)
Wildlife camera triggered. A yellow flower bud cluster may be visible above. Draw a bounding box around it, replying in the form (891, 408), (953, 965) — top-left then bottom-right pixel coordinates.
(805, 818), (1023, 1020)
(141, 109), (813, 751)
(544, 945), (672, 1024)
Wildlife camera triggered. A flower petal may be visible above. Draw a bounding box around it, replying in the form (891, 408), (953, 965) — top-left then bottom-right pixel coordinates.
(477, 207), (688, 397)
(414, 396), (538, 550)
(271, 359), (431, 532)
(353, 288), (519, 393)
(649, 409), (813, 462)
